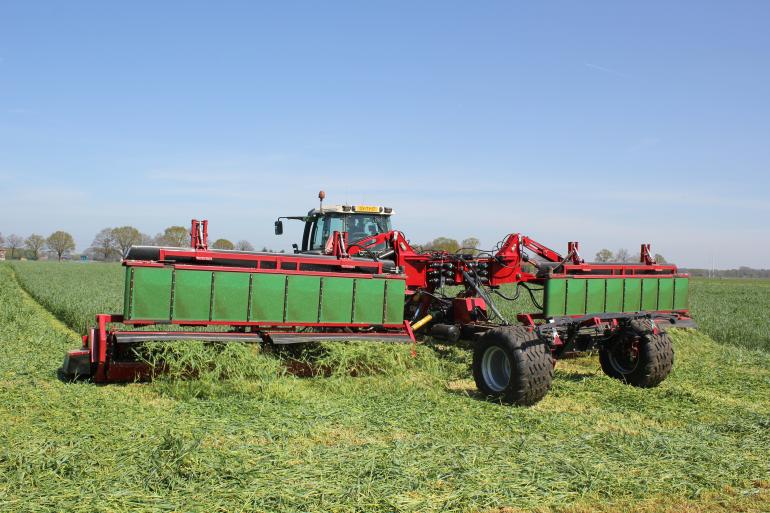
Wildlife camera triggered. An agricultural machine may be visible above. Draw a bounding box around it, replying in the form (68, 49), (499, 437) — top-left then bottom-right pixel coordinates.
(61, 192), (693, 405)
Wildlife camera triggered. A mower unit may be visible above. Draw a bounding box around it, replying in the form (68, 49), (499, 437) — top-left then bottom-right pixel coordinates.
(61, 193), (693, 405)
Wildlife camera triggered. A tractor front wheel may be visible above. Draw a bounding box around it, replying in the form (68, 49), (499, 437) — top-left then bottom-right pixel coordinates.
(472, 326), (554, 406)
(599, 328), (673, 387)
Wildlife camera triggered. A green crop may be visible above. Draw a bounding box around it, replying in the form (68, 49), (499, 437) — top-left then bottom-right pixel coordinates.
(1, 262), (769, 512)
(688, 278), (770, 352)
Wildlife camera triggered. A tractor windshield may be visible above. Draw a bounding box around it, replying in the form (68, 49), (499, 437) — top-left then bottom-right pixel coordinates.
(309, 214), (392, 252)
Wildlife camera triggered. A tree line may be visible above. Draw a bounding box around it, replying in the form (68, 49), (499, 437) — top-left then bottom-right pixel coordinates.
(594, 248), (667, 264)
(11, 231), (766, 277)
(680, 267), (770, 279)
(0, 231), (77, 261)
(414, 240), (669, 266)
(88, 226), (257, 261)
(0, 226), (256, 262)
(416, 237), (481, 254)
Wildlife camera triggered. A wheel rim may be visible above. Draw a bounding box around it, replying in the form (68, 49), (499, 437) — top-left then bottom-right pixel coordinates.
(608, 335), (641, 375)
(481, 346), (511, 392)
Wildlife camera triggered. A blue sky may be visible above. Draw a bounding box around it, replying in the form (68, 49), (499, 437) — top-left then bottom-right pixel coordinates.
(1, 1), (768, 268)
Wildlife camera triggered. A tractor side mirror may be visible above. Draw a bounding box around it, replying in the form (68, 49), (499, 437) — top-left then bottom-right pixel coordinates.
(274, 220), (283, 235)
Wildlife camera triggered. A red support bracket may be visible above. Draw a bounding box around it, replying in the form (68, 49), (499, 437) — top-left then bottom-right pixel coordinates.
(191, 219), (209, 251)
(329, 231), (349, 259)
(640, 243), (655, 265)
(567, 242), (585, 265)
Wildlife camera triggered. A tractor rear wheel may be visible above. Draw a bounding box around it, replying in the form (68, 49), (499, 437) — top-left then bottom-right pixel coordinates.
(599, 328), (673, 387)
(472, 326), (554, 406)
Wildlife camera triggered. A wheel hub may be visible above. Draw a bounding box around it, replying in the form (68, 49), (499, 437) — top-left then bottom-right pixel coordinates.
(481, 346), (511, 392)
(610, 336), (641, 374)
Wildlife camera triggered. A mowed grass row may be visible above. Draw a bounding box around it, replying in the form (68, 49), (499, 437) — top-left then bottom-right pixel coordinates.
(11, 261), (124, 334)
(2, 261), (770, 512)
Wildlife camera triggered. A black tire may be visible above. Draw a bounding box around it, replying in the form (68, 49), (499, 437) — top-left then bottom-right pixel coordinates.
(599, 328), (674, 387)
(472, 326), (554, 406)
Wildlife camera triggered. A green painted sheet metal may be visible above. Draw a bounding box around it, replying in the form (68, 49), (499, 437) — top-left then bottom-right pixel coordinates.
(605, 279), (624, 313)
(565, 278), (587, 315)
(674, 278), (689, 310)
(542, 275), (688, 318)
(212, 271), (250, 321)
(129, 267), (173, 320)
(384, 279), (406, 324)
(250, 274), (286, 322)
(319, 277), (354, 323)
(122, 268), (132, 318)
(641, 278), (659, 311)
(623, 279), (642, 312)
(658, 278), (674, 310)
(124, 264), (406, 325)
(286, 275), (321, 322)
(585, 279), (606, 314)
(543, 279), (566, 317)
(354, 279), (385, 324)
(173, 270), (212, 321)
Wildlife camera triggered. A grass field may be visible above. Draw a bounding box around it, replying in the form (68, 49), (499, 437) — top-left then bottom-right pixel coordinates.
(2, 261), (769, 512)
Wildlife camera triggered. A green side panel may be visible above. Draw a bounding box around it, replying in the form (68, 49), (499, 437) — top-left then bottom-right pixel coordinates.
(543, 279), (566, 317)
(212, 272), (250, 321)
(605, 279), (624, 313)
(250, 274), (287, 322)
(123, 268), (132, 318)
(623, 278), (642, 312)
(657, 278), (674, 310)
(673, 277), (689, 310)
(286, 275), (321, 322)
(585, 279), (606, 314)
(319, 277), (354, 323)
(173, 270), (213, 321)
(353, 279), (385, 324)
(384, 279), (406, 324)
(129, 267), (173, 320)
(641, 278), (659, 311)
(565, 279), (587, 315)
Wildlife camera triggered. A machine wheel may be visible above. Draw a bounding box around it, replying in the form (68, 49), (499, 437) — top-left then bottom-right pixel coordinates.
(599, 328), (673, 387)
(472, 326), (554, 406)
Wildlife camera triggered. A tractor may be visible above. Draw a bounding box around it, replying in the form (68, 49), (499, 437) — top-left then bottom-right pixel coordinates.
(61, 192), (693, 405)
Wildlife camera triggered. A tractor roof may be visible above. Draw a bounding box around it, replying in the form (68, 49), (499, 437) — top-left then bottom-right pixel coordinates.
(307, 205), (394, 216)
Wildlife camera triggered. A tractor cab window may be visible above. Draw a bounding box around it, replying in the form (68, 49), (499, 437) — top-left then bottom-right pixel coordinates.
(307, 213), (392, 252)
(310, 214), (345, 251)
(346, 214), (391, 244)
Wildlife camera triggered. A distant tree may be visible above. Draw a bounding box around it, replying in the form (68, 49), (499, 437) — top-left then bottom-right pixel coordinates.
(140, 233), (155, 245)
(25, 234), (46, 260)
(595, 249), (614, 263)
(461, 237), (481, 255)
(6, 234), (24, 259)
(615, 248), (631, 263)
(47, 231), (76, 261)
(423, 237), (460, 253)
(212, 238), (234, 250)
(90, 228), (118, 261)
(0, 232), (4, 247)
(156, 226), (189, 247)
(236, 240), (254, 251)
(111, 226), (142, 256)
(654, 253), (667, 264)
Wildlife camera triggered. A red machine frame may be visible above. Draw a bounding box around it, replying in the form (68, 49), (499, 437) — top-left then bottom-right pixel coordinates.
(64, 219), (691, 383)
